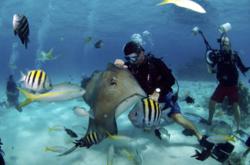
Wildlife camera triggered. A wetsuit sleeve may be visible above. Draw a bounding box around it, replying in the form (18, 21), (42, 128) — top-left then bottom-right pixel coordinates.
(235, 53), (250, 74)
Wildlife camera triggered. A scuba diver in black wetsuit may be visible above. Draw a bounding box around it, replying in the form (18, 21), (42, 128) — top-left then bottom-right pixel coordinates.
(191, 24), (250, 163)
(206, 36), (250, 131)
(0, 138), (5, 165)
(193, 26), (250, 131)
(6, 75), (21, 111)
(114, 41), (203, 141)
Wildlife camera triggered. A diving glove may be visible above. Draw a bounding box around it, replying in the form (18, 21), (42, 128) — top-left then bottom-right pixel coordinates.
(191, 149), (211, 161)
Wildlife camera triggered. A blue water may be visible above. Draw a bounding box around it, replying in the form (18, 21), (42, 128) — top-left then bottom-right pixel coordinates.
(0, 0), (250, 164)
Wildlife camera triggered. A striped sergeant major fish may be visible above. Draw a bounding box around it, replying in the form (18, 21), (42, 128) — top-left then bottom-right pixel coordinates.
(76, 131), (101, 148)
(12, 14), (30, 48)
(20, 69), (52, 93)
(129, 97), (161, 130)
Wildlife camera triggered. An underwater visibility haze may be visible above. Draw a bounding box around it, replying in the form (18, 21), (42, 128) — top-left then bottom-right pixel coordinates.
(0, 0), (250, 165)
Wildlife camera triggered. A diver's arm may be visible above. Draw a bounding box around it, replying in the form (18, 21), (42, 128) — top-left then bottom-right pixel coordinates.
(235, 54), (250, 74)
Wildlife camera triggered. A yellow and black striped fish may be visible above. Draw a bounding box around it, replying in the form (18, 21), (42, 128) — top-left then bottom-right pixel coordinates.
(83, 131), (100, 148)
(20, 69), (52, 93)
(142, 98), (161, 129)
(128, 97), (161, 129)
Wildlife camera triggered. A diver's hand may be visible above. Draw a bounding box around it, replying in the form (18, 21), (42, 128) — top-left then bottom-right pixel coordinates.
(185, 96), (195, 104)
(114, 59), (128, 69)
(191, 149), (211, 161)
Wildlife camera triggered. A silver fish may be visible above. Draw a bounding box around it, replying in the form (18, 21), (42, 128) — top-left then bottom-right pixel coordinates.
(17, 82), (85, 109)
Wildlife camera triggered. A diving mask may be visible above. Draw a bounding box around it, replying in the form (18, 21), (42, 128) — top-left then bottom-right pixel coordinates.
(125, 53), (139, 63)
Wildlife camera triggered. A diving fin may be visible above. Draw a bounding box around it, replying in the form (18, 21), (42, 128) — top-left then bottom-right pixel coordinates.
(211, 142), (234, 163)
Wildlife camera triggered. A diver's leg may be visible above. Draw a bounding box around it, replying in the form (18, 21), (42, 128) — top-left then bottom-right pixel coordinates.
(228, 86), (241, 131)
(171, 113), (203, 141)
(208, 84), (224, 125)
(208, 99), (216, 125)
(232, 102), (240, 131)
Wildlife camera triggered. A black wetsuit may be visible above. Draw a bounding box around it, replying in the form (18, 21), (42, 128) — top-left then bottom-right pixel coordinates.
(125, 54), (175, 102)
(6, 75), (19, 107)
(212, 50), (249, 86)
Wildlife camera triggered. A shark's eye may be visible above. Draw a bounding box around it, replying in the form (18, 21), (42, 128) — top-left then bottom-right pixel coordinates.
(135, 112), (138, 116)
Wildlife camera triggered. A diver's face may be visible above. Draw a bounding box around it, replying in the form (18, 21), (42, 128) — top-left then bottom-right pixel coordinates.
(136, 51), (145, 64)
(125, 51), (145, 65)
(221, 39), (231, 52)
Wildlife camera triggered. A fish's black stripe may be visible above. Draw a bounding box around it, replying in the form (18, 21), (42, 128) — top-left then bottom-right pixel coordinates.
(20, 26), (29, 39)
(21, 25), (29, 37)
(19, 18), (27, 31)
(20, 20), (28, 32)
(142, 99), (146, 125)
(38, 71), (43, 88)
(27, 71), (32, 85)
(93, 133), (98, 144)
(43, 74), (47, 88)
(24, 73), (28, 82)
(86, 135), (91, 145)
(90, 133), (95, 144)
(153, 100), (158, 122)
(157, 102), (161, 121)
(32, 70), (38, 87)
(148, 100), (152, 123)
(94, 132), (99, 144)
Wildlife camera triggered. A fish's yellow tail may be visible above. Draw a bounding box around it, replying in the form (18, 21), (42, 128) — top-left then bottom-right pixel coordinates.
(226, 136), (236, 142)
(157, 0), (206, 14)
(44, 147), (50, 152)
(157, 0), (174, 6)
(17, 88), (37, 109)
